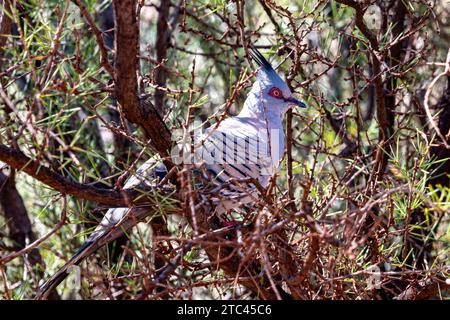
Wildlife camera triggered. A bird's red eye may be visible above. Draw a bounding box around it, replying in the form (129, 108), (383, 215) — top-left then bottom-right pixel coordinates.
(268, 87), (283, 99)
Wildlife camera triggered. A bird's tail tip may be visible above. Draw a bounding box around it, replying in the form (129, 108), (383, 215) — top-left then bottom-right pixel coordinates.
(36, 240), (94, 300)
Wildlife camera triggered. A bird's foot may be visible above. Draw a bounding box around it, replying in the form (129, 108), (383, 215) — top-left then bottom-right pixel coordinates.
(221, 220), (239, 228)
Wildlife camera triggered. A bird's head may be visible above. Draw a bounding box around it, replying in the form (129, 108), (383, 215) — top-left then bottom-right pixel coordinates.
(248, 47), (305, 115)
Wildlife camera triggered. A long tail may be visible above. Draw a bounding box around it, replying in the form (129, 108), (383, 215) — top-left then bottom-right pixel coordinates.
(36, 205), (152, 299)
(36, 239), (97, 299)
(37, 159), (168, 299)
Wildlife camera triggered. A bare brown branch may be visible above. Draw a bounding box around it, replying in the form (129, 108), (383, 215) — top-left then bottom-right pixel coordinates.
(0, 144), (142, 206)
(112, 0), (172, 160)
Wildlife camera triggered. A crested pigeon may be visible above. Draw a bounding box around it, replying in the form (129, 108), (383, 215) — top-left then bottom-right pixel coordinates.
(37, 47), (305, 299)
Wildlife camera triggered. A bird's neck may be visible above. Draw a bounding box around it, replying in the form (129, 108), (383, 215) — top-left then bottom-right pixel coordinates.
(237, 93), (284, 129)
(235, 95), (286, 172)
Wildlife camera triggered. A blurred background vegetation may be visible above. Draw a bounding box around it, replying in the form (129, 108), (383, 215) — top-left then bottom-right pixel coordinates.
(0, 0), (449, 299)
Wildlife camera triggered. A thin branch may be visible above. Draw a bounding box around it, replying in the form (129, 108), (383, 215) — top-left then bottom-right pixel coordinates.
(39, 0), (70, 88)
(394, 278), (449, 300)
(423, 47), (450, 149)
(0, 143), (146, 206)
(0, 196), (67, 265)
(71, 0), (114, 77)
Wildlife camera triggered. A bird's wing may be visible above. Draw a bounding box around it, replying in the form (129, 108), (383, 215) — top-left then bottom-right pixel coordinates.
(192, 118), (275, 213)
(198, 118), (274, 185)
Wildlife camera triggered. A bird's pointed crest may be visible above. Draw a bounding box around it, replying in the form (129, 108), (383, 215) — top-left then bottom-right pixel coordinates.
(248, 45), (289, 94)
(249, 46), (274, 72)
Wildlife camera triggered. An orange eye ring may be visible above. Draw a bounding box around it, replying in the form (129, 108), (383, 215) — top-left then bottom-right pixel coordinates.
(268, 87), (283, 99)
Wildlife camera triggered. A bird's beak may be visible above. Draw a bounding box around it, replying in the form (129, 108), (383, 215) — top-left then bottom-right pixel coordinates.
(285, 96), (306, 108)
